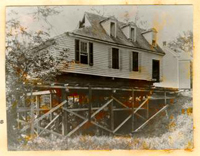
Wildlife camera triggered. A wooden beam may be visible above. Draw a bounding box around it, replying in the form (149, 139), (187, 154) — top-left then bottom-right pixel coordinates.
(110, 98), (114, 132)
(146, 97), (149, 119)
(37, 126), (62, 137)
(134, 105), (169, 132)
(63, 108), (113, 133)
(66, 99), (113, 137)
(32, 84), (178, 92)
(30, 89), (34, 138)
(20, 100), (67, 132)
(131, 89), (135, 132)
(27, 90), (56, 96)
(114, 114), (132, 133)
(135, 112), (146, 121)
(112, 96), (129, 108)
(88, 85), (92, 122)
(62, 89), (68, 136)
(50, 93), (53, 121)
(134, 98), (149, 114)
(164, 91), (169, 119)
(17, 108), (50, 113)
(39, 113), (61, 136)
(36, 95), (40, 134)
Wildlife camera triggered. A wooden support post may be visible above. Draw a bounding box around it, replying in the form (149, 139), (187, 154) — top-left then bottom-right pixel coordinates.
(36, 95), (40, 134)
(62, 89), (68, 135)
(50, 93), (53, 121)
(110, 90), (114, 134)
(146, 95), (149, 119)
(164, 91), (167, 105)
(131, 89), (135, 133)
(88, 86), (92, 122)
(164, 91), (169, 119)
(16, 94), (20, 129)
(30, 89), (34, 138)
(24, 92), (28, 122)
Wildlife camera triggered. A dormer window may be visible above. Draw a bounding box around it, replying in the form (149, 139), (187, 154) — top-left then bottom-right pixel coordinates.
(130, 27), (135, 41)
(152, 40), (156, 47)
(110, 22), (116, 37)
(142, 28), (158, 47)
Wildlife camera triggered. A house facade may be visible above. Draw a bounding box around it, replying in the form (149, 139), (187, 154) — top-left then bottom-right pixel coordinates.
(38, 12), (166, 87)
(154, 43), (192, 89)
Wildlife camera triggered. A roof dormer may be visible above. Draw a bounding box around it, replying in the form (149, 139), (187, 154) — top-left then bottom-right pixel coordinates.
(142, 28), (158, 47)
(78, 13), (91, 28)
(121, 23), (137, 42)
(100, 17), (117, 38)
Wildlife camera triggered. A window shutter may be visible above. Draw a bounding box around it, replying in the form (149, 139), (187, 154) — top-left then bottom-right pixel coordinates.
(75, 39), (79, 63)
(89, 42), (93, 66)
(138, 52), (142, 72)
(129, 51), (132, 71)
(108, 47), (112, 68)
(119, 49), (122, 70)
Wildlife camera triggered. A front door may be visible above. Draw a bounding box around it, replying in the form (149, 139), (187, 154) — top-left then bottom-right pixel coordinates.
(152, 60), (160, 82)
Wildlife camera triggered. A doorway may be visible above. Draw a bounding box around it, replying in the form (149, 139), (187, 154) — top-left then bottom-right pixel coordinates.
(152, 60), (160, 82)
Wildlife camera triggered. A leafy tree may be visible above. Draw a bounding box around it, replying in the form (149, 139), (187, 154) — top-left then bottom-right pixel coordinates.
(6, 6), (68, 148)
(168, 30), (193, 57)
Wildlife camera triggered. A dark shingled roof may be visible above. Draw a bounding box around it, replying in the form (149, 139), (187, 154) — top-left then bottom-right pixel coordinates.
(72, 12), (165, 55)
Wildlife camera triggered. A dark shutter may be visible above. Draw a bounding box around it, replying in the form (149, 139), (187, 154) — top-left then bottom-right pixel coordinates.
(132, 52), (139, 71)
(138, 52), (142, 72)
(108, 47), (112, 68)
(129, 51), (132, 71)
(89, 42), (93, 66)
(119, 49), (122, 70)
(75, 39), (79, 63)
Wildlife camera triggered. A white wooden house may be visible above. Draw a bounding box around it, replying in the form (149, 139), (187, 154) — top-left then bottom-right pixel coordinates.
(37, 12), (166, 87)
(154, 43), (192, 89)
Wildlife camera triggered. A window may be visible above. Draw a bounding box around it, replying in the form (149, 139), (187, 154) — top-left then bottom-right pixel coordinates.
(130, 28), (135, 41)
(132, 52), (138, 71)
(152, 32), (157, 46)
(110, 22), (116, 37)
(112, 48), (119, 69)
(80, 41), (88, 64)
(75, 39), (93, 65)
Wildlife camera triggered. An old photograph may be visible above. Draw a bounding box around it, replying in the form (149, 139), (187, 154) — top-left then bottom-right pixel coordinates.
(5, 5), (193, 150)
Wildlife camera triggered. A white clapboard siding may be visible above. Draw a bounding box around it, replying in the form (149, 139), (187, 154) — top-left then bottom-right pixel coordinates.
(44, 34), (163, 81)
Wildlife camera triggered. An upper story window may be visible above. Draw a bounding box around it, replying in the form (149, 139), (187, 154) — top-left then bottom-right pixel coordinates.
(132, 52), (139, 71)
(110, 22), (116, 37)
(75, 39), (93, 66)
(112, 48), (119, 69)
(80, 41), (88, 64)
(81, 41), (87, 53)
(130, 27), (135, 41)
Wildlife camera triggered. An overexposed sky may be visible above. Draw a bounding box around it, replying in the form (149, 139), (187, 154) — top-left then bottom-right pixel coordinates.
(6, 5), (193, 46)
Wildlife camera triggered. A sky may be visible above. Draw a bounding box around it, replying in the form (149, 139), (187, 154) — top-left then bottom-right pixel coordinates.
(6, 5), (193, 46)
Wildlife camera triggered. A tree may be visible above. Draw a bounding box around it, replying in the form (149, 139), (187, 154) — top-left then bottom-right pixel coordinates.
(123, 9), (149, 29)
(6, 6), (68, 148)
(168, 30), (193, 57)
